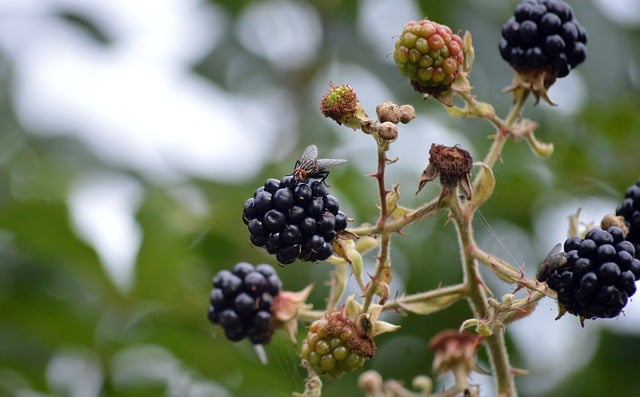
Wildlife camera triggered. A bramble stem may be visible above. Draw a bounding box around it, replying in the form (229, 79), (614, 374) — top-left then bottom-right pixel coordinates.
(446, 194), (517, 397)
(347, 198), (440, 236)
(382, 283), (467, 312)
(480, 90), (529, 170)
(470, 246), (557, 298)
(363, 148), (393, 312)
(447, 89), (531, 397)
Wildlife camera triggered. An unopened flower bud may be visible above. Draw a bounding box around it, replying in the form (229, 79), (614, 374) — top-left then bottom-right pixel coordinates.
(398, 104), (416, 124)
(358, 370), (383, 392)
(377, 121), (398, 141)
(375, 101), (401, 124)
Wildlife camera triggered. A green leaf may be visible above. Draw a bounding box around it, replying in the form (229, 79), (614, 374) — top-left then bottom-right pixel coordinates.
(396, 291), (465, 316)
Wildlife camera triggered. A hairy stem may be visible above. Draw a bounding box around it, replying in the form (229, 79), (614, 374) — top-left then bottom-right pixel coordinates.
(470, 246), (557, 298)
(480, 91), (530, 170)
(363, 148), (393, 312)
(447, 195), (517, 397)
(347, 197), (440, 236)
(382, 282), (468, 312)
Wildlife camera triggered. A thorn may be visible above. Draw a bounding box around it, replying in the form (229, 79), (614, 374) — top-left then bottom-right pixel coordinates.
(477, 277), (493, 296)
(511, 367), (529, 376)
(254, 344), (268, 365)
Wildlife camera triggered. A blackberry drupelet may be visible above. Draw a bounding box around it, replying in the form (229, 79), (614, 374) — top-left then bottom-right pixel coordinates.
(538, 227), (640, 321)
(616, 178), (640, 257)
(243, 175), (348, 265)
(499, 0), (587, 78)
(393, 18), (465, 94)
(207, 262), (282, 344)
(300, 311), (376, 379)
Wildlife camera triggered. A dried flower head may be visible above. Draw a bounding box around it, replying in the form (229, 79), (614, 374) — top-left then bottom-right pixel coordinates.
(429, 329), (482, 376)
(417, 143), (473, 200)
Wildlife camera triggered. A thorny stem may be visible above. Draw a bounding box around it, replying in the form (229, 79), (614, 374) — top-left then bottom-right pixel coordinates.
(446, 194), (517, 397)
(470, 246), (557, 299)
(445, 89), (532, 397)
(375, 149), (389, 229)
(479, 91), (530, 171)
(382, 282), (468, 312)
(348, 198), (440, 236)
(363, 148), (393, 312)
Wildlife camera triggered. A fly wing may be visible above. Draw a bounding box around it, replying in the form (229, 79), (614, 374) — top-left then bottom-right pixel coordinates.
(315, 158), (347, 170)
(300, 144), (318, 161)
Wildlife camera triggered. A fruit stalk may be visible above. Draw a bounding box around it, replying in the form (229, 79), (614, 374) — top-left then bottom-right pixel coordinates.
(446, 194), (518, 396)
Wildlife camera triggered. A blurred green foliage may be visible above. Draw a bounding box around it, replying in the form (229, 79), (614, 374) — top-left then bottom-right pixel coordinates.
(1, 1), (639, 396)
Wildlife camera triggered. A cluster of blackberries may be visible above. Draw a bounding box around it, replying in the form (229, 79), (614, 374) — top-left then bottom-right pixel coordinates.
(538, 227), (640, 320)
(207, 262), (282, 344)
(499, 0), (587, 78)
(616, 179), (640, 257)
(242, 175), (348, 265)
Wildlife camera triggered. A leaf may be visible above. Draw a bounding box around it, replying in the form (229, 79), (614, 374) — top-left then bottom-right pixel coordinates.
(396, 292), (464, 316)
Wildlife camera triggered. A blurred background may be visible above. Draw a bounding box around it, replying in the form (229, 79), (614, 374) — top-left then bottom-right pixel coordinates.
(0, 0), (639, 396)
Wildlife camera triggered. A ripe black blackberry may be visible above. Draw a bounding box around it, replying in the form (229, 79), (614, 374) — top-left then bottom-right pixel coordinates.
(207, 262), (282, 344)
(616, 178), (640, 257)
(242, 175), (349, 265)
(537, 227), (640, 321)
(499, 0), (587, 102)
(499, 0), (587, 77)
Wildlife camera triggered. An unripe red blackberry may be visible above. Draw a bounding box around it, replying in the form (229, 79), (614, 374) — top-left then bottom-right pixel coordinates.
(243, 176), (348, 265)
(538, 227), (640, 321)
(394, 19), (464, 94)
(616, 178), (640, 257)
(300, 311), (376, 379)
(207, 262), (282, 344)
(499, 0), (587, 78)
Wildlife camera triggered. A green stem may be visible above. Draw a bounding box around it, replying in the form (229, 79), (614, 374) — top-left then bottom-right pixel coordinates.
(447, 195), (517, 397)
(363, 148), (393, 312)
(347, 198), (440, 236)
(363, 232), (391, 312)
(382, 282), (467, 312)
(470, 246), (557, 298)
(480, 90), (529, 170)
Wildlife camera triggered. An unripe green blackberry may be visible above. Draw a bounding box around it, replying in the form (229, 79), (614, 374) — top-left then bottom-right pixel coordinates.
(499, 0), (587, 83)
(207, 262), (282, 344)
(616, 178), (640, 257)
(243, 175), (348, 265)
(300, 311), (376, 379)
(394, 19), (464, 94)
(538, 227), (640, 321)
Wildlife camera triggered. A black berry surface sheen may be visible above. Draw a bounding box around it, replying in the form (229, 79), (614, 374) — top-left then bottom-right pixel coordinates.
(616, 178), (640, 258)
(207, 262), (282, 344)
(242, 175), (348, 265)
(499, 0), (587, 77)
(538, 227), (640, 320)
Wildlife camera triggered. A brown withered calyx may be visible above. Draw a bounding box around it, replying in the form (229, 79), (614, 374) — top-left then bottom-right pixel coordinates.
(417, 143), (473, 199)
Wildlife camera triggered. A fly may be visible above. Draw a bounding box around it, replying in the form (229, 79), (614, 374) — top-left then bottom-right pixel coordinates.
(536, 243), (567, 282)
(293, 144), (347, 182)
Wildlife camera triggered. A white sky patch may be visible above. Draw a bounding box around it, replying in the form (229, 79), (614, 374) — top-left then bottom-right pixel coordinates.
(46, 347), (103, 397)
(2, 0), (285, 183)
(68, 174), (143, 293)
(546, 71), (588, 115)
(510, 299), (600, 395)
(592, 0), (640, 27)
(357, 0), (421, 62)
(235, 0), (322, 71)
(533, 195), (618, 255)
